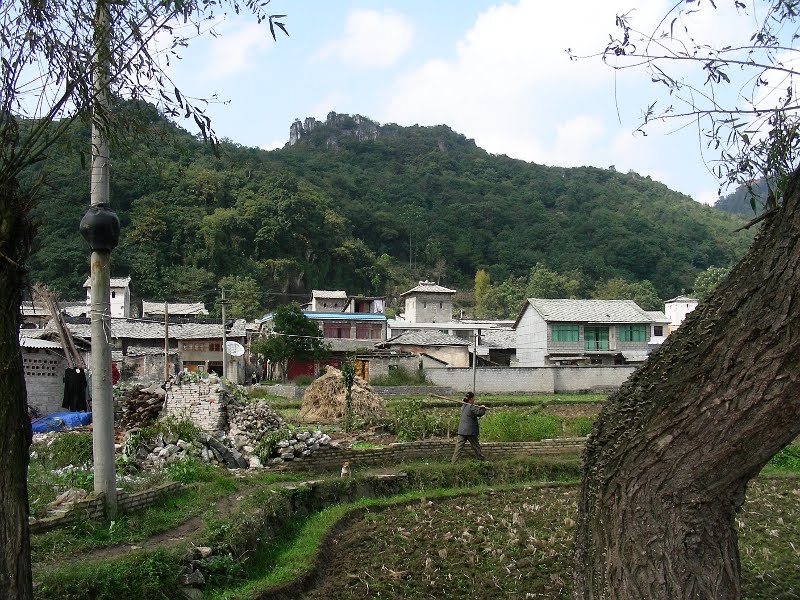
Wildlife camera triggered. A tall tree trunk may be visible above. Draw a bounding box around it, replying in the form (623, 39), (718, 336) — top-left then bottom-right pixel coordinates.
(573, 172), (800, 598)
(0, 178), (34, 599)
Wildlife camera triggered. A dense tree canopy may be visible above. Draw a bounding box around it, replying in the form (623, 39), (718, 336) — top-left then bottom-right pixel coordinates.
(22, 109), (751, 311)
(252, 303), (330, 382)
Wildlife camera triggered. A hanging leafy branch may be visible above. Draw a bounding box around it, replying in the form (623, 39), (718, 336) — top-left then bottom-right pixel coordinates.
(1, 0), (289, 179)
(569, 0), (800, 210)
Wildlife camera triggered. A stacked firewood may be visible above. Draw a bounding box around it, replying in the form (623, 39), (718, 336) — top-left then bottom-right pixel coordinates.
(117, 383), (166, 430)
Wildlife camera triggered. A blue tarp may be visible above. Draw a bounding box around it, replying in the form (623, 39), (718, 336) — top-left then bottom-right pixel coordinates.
(31, 411), (92, 433)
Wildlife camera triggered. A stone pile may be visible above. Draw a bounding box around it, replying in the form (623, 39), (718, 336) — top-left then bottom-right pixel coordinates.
(127, 396), (333, 470)
(227, 399), (284, 450)
(127, 429), (203, 469)
(271, 429), (333, 464)
(117, 383), (166, 429)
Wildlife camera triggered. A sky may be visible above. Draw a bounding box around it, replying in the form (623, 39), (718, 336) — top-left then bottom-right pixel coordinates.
(157, 0), (775, 206)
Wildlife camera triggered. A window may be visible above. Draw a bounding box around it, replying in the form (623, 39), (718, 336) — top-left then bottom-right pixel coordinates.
(653, 325), (664, 336)
(209, 342), (222, 352)
(584, 326), (609, 351)
(111, 291), (116, 299)
(619, 325), (647, 343)
(182, 342), (206, 351)
(439, 302), (443, 309)
(551, 324), (579, 343)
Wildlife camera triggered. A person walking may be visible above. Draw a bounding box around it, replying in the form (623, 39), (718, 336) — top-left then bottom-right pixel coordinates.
(451, 391), (487, 462)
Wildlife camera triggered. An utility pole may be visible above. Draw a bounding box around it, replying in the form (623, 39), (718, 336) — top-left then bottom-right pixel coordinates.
(221, 288), (227, 381)
(164, 301), (169, 380)
(472, 328), (480, 394)
(79, 0), (118, 519)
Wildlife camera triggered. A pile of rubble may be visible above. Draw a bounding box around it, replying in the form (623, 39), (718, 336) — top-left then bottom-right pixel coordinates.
(124, 391), (335, 469)
(117, 383), (166, 430)
(227, 399), (284, 450)
(273, 429), (333, 464)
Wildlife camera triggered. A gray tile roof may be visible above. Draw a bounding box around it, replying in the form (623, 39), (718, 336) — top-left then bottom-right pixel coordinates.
(400, 280), (456, 296)
(84, 276), (131, 288)
(19, 336), (63, 349)
(382, 330), (470, 347)
(312, 289), (347, 298)
(644, 311), (669, 323)
(64, 305), (90, 317)
(480, 328), (516, 348)
(55, 319), (247, 341)
(141, 301), (208, 316)
(525, 298), (652, 324)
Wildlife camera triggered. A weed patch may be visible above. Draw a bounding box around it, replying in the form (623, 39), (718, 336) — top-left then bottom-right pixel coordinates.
(481, 412), (561, 441)
(34, 548), (183, 599)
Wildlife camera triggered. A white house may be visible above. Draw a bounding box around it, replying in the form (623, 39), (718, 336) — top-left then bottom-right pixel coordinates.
(310, 290), (347, 312)
(400, 280), (456, 324)
(514, 298), (658, 367)
(664, 296), (699, 332)
(83, 276), (132, 319)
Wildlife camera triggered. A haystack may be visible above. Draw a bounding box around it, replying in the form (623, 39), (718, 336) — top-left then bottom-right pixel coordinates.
(298, 366), (385, 422)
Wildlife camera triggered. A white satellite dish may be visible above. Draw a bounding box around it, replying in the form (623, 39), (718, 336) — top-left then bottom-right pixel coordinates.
(225, 341), (245, 357)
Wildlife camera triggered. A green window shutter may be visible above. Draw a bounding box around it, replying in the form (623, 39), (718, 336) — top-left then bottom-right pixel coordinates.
(584, 326), (609, 351)
(619, 325), (647, 342)
(551, 324), (579, 342)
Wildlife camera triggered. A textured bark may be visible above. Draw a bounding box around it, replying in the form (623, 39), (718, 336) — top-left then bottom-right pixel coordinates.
(0, 178), (34, 600)
(573, 171), (800, 599)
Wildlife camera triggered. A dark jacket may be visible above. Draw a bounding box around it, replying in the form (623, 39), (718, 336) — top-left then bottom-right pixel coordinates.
(457, 402), (486, 436)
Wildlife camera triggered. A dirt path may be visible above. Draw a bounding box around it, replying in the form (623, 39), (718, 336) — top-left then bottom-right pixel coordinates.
(33, 487), (249, 568)
(33, 467), (407, 569)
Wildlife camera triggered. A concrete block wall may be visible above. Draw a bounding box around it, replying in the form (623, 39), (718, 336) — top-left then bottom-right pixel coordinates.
(424, 366), (636, 394)
(425, 367), (555, 393)
(371, 385), (454, 397)
(553, 366), (636, 392)
(23, 349), (66, 415)
(30, 482), (182, 534)
(255, 384), (306, 399)
(163, 381), (228, 431)
(280, 438), (585, 472)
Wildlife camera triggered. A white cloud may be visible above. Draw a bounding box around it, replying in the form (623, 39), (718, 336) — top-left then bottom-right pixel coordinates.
(204, 21), (272, 80)
(376, 0), (764, 196)
(316, 9), (414, 68)
(260, 138), (287, 151)
(692, 188), (721, 206)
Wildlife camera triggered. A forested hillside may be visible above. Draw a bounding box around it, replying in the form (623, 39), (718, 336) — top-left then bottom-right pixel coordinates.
(21, 106), (752, 315)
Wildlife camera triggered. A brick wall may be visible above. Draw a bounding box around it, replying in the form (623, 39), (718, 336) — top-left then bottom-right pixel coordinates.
(30, 482), (182, 534)
(162, 381), (229, 431)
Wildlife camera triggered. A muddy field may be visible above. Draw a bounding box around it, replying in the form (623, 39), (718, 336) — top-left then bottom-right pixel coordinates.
(303, 478), (800, 600)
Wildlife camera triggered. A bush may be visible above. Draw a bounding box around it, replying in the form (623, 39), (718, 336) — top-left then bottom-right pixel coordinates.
(254, 428), (291, 462)
(390, 399), (456, 441)
(294, 375), (314, 385)
(371, 366), (430, 386)
(564, 416), (594, 437)
(44, 432), (94, 468)
(766, 444), (800, 472)
(35, 548), (182, 599)
(165, 458), (216, 484)
(481, 412), (561, 442)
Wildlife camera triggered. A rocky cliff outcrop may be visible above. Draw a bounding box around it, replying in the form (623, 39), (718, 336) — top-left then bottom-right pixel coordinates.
(289, 112), (394, 146)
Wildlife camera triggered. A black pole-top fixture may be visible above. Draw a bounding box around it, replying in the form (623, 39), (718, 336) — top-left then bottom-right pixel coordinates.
(80, 204), (120, 251)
